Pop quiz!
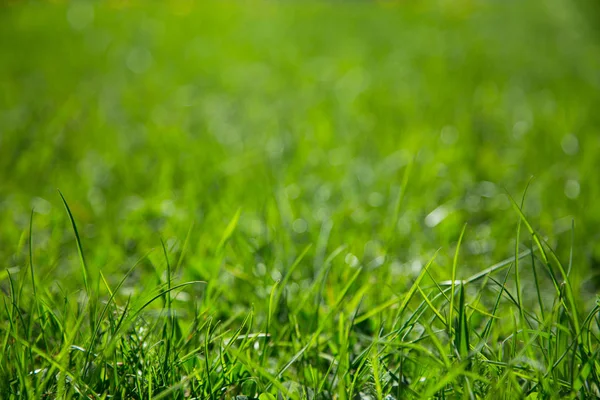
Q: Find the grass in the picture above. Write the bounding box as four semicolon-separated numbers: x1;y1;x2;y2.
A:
1;0;600;398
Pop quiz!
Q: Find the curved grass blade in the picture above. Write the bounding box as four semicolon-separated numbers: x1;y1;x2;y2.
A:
217;208;241;255
58;190;90;294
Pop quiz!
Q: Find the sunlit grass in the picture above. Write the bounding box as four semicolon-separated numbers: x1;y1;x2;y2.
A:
1;0;600;398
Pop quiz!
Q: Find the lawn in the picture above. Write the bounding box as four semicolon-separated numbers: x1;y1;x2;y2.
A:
1;0;600;398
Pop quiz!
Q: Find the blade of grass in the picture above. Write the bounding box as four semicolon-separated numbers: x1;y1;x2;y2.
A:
481;264;513;342
161;239;174;385
216;208;241;255
58;190;97;334
58;190;90;294
449;224;467;343
455;283;470;369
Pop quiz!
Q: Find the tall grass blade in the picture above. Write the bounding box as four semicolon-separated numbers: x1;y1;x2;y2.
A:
449;224;467;342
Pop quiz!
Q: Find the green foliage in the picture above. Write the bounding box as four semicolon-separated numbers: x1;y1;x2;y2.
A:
1;0;600;398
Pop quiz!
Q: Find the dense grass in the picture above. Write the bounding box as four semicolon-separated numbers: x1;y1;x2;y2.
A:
1;1;600;398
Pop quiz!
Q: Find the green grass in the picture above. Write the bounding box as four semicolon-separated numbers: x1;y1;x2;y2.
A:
2;0;600;398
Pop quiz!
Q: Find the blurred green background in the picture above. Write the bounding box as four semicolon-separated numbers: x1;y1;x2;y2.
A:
1;0;600;306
